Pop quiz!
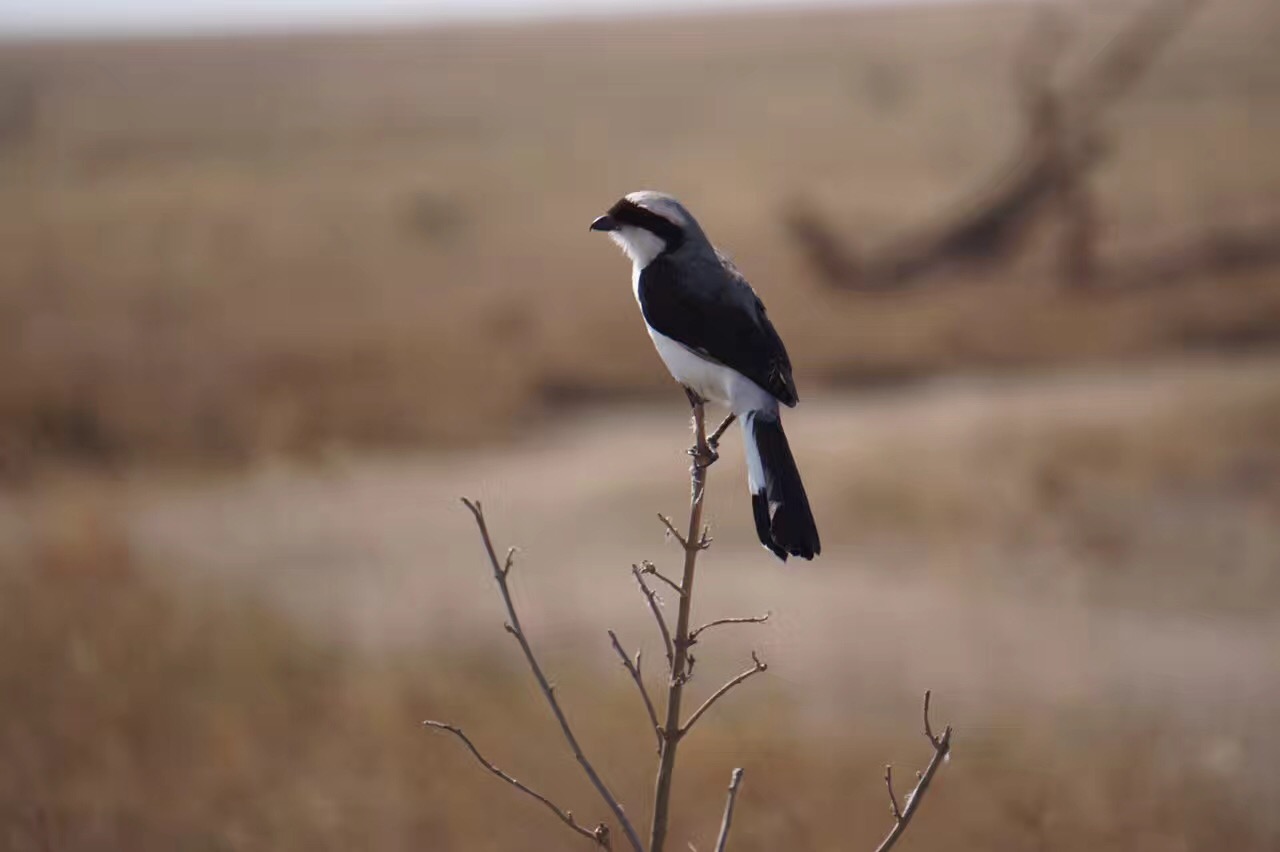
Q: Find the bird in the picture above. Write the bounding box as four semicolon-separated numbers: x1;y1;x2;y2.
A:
590;190;820;561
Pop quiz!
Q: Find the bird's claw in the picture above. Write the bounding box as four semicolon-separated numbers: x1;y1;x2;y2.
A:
688;442;719;466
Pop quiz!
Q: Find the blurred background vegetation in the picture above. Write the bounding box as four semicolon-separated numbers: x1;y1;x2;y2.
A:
1;0;1278;849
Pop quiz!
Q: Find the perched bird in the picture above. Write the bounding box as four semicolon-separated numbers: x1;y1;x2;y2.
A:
590;191;820;561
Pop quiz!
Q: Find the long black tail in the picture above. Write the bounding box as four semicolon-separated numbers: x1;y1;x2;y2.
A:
743;411;820;561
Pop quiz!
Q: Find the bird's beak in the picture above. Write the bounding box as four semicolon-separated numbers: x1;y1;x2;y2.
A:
589;214;618;232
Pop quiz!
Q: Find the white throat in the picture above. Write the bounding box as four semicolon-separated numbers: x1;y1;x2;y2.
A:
609;226;666;272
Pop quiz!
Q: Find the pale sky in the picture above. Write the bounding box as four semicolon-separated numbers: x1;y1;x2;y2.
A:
0;0;975;38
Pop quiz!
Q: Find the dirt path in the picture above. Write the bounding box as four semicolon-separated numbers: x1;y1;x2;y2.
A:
86;357;1271;742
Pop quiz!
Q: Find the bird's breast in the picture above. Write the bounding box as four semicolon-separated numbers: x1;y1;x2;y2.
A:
647;328;733;406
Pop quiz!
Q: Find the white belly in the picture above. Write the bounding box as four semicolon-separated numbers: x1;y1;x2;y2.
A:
632;263;775;415
648;328;774;415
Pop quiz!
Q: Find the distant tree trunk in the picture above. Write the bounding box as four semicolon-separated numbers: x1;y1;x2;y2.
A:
786;0;1208;294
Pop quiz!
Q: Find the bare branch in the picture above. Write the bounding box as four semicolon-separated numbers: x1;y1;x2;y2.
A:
608;629;663;752
713;768;745;852
458;499;646;852
923;689;941;745
658;513;690;549
649;399;714;852
639;560;685;597
423;721;611;848
1012;2;1070;111
679;652;768;737
632;564;676;672
1067;0;1207;126
689;613;771;643
874;691;954;852
883;765;903;821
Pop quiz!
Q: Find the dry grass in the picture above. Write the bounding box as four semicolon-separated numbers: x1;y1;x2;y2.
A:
821;357;1280;612
2;511;1276;852
1;0;1279;467
1;3;1278;848
4;354;1274;849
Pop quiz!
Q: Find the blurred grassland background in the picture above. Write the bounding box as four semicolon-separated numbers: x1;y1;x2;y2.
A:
2;0;1280;849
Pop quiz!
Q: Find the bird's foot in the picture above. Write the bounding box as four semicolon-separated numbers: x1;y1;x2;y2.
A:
688;440;719;468
708;413;736;451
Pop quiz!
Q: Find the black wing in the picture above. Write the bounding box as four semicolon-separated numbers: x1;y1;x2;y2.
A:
637;255;799;406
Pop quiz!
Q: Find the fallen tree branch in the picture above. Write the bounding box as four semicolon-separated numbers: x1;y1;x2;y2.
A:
874;691;953;852
788;0;1210;292
422;721;612;848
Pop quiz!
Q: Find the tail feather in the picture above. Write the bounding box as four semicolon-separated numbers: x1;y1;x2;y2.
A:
743;411;820;561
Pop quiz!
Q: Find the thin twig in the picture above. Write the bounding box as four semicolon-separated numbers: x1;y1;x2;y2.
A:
423;721;611;848
679;652;768;737
874;690;954;852
632;564;676;672
713;768;745;852
658;514;690;549
883;766;903;821
689;613;771;643
639;560;685;597
459;499;646;852
608;629;663;752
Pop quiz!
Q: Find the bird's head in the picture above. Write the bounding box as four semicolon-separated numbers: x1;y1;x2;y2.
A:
589;191;702;269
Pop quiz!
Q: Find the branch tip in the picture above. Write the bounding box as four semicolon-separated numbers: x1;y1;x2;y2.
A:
884;765;903;820
422;720;611;847
873;691;953;852
455;500;644;852
713;767;745;852
679;652;768;737
639;561;684;596
658;513;690;548
690;612;771;642
608;628;663;752
631;565;676;671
